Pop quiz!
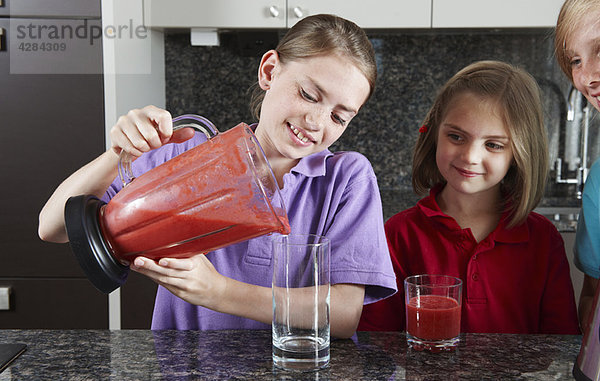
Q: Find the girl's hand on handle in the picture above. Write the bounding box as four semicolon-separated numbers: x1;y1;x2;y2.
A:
110;105;195;157
38;105;192;244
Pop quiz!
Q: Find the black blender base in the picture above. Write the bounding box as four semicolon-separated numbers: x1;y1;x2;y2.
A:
573;360;600;381
64;195;129;293
573;360;593;381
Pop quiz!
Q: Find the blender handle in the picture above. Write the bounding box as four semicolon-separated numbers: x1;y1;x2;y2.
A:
118;114;219;188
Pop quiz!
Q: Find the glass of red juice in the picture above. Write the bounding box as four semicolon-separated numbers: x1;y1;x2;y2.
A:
404;274;462;352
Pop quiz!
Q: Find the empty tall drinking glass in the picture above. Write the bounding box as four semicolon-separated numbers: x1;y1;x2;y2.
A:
272;234;330;371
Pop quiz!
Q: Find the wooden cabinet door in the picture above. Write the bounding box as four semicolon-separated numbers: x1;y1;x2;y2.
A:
0;13;107;328
0;18;104;278
120;272;158;329
0;279;108;328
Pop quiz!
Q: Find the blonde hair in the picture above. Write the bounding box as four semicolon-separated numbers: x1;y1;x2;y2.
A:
412;61;548;228
554;0;599;82
249;14;377;120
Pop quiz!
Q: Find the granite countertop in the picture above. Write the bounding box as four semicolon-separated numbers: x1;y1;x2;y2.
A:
0;329;582;380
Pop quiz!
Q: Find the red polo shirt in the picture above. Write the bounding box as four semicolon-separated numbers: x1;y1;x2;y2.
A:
359;186;580;334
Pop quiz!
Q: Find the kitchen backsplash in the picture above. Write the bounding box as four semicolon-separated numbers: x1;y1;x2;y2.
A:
165;29;600;221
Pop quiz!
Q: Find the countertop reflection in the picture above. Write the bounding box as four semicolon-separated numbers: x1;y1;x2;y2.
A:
0;329;582;380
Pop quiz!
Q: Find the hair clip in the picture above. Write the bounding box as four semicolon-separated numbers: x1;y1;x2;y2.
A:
419;125;428;133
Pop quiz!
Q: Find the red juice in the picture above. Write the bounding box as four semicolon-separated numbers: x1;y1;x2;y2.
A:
101;208;290;261
406;295;460;340
100;124;291;262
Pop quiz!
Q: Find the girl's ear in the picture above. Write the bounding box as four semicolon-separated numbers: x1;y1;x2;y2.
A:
258;50;280;90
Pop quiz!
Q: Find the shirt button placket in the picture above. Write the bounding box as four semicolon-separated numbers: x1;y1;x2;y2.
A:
470;252;479;281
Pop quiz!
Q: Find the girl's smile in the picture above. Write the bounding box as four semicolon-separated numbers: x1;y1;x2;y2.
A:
288;123;316;145
453;166;484;178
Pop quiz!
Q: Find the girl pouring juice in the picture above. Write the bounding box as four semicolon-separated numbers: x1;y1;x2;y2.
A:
38;14;396;338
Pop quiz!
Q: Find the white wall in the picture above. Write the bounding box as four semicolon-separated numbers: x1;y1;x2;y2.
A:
102;0;166;329
102;0;166;145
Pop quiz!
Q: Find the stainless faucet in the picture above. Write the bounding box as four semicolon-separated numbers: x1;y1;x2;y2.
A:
580;101;591;195
555;86;590;199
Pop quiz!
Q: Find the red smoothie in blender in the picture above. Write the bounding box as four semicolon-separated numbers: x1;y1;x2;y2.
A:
100;124;290;262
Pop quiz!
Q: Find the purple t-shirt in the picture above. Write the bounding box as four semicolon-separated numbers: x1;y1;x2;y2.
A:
103;129;397;330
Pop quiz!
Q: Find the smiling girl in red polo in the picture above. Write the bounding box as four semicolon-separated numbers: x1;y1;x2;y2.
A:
359;61;580;334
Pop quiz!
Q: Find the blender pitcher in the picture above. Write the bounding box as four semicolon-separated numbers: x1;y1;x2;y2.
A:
64;114;290;293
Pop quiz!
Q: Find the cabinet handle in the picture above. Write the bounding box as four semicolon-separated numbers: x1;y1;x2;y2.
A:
292;6;304;19
0;287;10;310
0;28;5;52
0;0;4;7
268;5;280;18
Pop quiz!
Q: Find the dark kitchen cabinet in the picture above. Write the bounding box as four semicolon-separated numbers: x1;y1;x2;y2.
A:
0;279;107;328
0;0;108;328
121;272;157;329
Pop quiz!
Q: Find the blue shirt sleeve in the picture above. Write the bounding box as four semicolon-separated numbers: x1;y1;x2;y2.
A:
575;158;600;279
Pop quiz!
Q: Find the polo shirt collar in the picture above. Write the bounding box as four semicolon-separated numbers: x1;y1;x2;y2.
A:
291;149;333;177
417;184;529;244
417;184;451;220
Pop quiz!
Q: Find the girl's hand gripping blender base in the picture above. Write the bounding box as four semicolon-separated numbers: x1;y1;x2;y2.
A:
64;115;290;293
